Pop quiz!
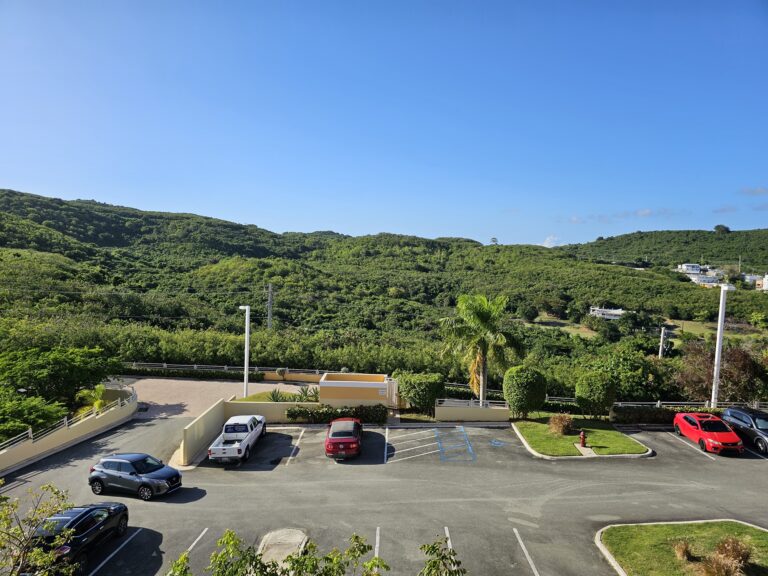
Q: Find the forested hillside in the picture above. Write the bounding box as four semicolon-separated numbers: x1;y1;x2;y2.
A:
559;229;768;272
0;188;767;399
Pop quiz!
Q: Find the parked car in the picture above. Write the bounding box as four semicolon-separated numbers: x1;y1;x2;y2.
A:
325;418;363;460
208;415;266;464
89;453;182;501
673;413;744;455
723;407;768;453
23;502;128;575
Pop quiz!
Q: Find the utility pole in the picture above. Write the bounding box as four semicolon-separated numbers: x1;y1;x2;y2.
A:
711;284;734;408
238;305;251;398
658;326;666;359
738;255;741;274
267;283;273;330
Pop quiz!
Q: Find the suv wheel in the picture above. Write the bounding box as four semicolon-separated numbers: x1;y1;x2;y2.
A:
757;438;767;454
138;485;153;501
243;447;250;462
74;553;88;576
674;425;682;436
116;514;128;537
90;479;104;495
698;439;707;451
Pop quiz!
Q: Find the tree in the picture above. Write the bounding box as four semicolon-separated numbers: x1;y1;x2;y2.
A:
517;304;538;324
418;538;467;576
0;348;121;407
575;369;616;419
393;371;445;415
0;389;68;442
714;224;731;234
440;295;523;405
503;366;546;419
0;482;76;576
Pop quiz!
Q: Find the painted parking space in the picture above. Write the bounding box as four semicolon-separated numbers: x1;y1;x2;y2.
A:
196;426;304;470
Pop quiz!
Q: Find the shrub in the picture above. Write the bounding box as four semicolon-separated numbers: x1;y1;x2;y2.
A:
503;366;546;419
715;536;752;565
576;369;616;419
445;386;504;401
394;371;445;415
548;413;574;436
609;406;724;425
286;404;388;425
268;389;288;402
543;401;583;415
340;367;350;373
672;539;691;562
275;368;287;380
698;553;744;576
121;367;265;382
296;386;320;402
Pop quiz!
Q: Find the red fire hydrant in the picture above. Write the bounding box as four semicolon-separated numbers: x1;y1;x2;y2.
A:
579;430;587;448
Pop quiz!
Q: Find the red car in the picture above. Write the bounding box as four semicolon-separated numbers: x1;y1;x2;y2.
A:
673;412;744;455
325;418;363;460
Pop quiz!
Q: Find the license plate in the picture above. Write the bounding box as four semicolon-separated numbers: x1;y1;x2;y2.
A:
338;451;346;456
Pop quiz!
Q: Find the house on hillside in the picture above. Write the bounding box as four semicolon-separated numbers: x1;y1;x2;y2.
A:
589;306;627;321
743;274;763;285
690;274;720;287
678;263;701;274
757;275;768;291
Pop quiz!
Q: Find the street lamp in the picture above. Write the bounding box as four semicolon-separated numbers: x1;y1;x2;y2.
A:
239;305;251;398
711;284;735;408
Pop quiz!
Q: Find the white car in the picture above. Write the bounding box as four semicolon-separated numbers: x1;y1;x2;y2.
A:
207;415;266;463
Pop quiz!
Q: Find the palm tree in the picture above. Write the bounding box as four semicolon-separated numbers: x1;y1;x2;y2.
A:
440;294;522;406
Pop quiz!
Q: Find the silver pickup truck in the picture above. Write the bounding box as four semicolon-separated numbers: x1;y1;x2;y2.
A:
207;415;266;463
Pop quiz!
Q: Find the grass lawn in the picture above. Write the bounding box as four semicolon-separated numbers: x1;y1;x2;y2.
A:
398;411;436;423
515;412;647;456
601;521;768;576
236;391;299;402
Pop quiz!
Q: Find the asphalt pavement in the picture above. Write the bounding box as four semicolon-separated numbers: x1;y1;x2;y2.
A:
3;417;768;576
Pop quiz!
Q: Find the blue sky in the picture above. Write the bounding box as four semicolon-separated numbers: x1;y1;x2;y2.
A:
1;1;766;246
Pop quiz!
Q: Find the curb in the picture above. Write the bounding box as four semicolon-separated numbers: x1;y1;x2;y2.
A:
595;519;768;575
510;423;655;460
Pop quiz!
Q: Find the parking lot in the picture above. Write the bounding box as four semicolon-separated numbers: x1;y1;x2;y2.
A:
5;416;768;575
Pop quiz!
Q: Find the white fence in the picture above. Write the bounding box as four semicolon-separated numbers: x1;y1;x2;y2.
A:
436;398;509;409
545;396;768;410
124;362;328;375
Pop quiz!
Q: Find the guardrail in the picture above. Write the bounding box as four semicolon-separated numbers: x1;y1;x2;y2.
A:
123;362;328;375
436;398;509;409
0;389;137;453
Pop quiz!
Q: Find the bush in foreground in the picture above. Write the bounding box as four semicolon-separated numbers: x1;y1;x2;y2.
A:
286;404;388;425
503;366;546;419
548;413;574;436
393;371;445;415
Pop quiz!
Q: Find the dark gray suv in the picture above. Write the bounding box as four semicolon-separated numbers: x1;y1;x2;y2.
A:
89;453;182;501
722;407;768;453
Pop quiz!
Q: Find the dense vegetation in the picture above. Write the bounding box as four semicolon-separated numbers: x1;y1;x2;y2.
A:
0;188;767;436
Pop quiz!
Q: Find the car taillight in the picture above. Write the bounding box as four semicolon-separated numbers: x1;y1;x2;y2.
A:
54;545;71;558
350;443;358;449
237;448;242;455
207;449;212;456
89;466;95;473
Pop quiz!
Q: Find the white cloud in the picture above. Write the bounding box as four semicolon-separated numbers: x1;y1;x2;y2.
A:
742;187;768;196
541;235;560;248
713;204;737;214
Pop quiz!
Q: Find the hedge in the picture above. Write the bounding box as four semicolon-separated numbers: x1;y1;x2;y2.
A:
286;403;388;425
444;386;504;402
120;368;265;382
394;371;445;415
503;366;546;419
609;405;724;425
541;401;588;415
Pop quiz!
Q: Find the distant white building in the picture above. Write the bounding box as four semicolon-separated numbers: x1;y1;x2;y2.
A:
678;263;701;274
589;306;627;320
743;274;762;284
756;275;768;291
690;274;720;287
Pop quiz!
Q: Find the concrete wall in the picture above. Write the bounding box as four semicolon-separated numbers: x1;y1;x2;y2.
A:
320;373;387;383
224;401;319;422
434;406;510;422
180;397;229;466
0;389;137;476
261;371;322;383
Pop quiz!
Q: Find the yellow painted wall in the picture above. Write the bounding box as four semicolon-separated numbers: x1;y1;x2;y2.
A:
180;398;227;465
434;406;510;422
261;372;322;383
0;390;138;476
321;373;387;383
224;401;318;422
320;386;386;400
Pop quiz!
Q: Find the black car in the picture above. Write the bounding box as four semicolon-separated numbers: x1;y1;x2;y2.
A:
89;453;182;501
24;502;128;575
722;407;768;453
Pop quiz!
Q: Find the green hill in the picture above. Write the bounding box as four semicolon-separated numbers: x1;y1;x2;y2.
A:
558;229;768;272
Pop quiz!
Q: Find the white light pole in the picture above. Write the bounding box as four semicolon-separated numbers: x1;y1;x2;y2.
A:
239;305;251;398
711;284;734;408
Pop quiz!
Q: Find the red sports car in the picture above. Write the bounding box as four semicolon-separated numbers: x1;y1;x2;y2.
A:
325;418;363;460
673;412;744;455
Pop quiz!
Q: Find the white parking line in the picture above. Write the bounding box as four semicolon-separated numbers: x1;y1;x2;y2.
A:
388;442;439;454
87;528;143;576
286;429;305;465
389;435;437;446
665;432;717;461
745;447;768;460
384;427;389;464
513;528;540;576
187;527;209;552
444;526;452;549
388;429;436;439
387;449;441;463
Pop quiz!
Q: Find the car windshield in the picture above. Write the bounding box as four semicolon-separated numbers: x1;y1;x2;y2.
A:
755;417;768;431
224;424;249;434
34;517;69;538
132;456;164;474
330;422;356;438
701;420;730;433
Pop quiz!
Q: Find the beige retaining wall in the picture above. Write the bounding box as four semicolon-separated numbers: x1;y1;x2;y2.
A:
434;405;511;422
179;399;319;465
262;371;322;383
0;389;138;477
